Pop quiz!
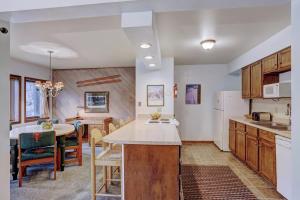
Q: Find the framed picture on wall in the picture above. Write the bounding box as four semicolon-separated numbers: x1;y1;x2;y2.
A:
84;91;109;113
185;84;201;104
147;85;164;107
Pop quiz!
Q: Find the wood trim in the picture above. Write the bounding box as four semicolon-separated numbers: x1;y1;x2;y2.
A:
24;77;47;123
10;74;22;124
76;74;121;85
182;141;214;145
77;79;122;87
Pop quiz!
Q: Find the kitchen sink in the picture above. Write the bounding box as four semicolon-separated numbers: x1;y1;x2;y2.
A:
251;121;290;131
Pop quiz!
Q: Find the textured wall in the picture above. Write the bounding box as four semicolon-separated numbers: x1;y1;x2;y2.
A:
52;67;135;122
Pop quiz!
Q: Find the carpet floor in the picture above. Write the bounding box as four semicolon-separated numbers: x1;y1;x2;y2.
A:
10;144;120;200
181;165;258;200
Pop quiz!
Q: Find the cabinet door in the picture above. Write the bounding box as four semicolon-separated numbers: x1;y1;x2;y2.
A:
259;139;276;185
251;61;263;98
235;131;246;161
229;120;236;153
262;54;278;74
229;128;236;153
242;66;251;99
246;135;259;171
278;47;291;71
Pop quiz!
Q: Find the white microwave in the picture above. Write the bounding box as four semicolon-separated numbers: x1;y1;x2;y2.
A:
263;82;291;98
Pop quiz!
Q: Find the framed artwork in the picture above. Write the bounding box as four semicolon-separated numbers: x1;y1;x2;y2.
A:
185;84;201;104
147;85;164;107
84;91;109;113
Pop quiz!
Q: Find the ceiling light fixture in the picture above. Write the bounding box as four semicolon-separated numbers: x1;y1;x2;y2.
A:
35;50;64;97
140;43;152;49
149;63;156;67
144;55;153;60
200;39;216;50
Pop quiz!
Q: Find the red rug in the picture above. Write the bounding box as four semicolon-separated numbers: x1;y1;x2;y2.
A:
181;165;257;200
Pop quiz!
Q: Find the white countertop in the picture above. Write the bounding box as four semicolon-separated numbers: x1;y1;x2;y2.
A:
103;118;182;145
231;117;291;139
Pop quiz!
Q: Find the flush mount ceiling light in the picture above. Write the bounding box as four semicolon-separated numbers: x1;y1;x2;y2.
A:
200;39;216;50
140;43;152;49
144;55;153;60
149;63;156;67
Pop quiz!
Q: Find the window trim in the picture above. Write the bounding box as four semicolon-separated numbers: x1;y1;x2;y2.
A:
24;77;47;123
10;74;22;124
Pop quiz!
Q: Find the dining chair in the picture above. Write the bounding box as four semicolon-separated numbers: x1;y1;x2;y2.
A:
64;120;83;166
18;131;57;187
91;128;122;200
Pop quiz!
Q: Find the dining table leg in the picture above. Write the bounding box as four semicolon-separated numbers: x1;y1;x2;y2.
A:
57;135;66;171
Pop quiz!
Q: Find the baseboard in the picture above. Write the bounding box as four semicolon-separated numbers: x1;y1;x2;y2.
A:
182;141;214;145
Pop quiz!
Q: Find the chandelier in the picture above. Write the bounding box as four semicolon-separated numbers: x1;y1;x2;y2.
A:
35;50;64;97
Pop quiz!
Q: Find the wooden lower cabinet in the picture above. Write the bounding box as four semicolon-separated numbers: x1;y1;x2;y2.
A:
235;130;246;161
259;132;276;185
229;128;236;153
229;120;236;153
246;134;259;171
124;145;180;200
230;121;277;186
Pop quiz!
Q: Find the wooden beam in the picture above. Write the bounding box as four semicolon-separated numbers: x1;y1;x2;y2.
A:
76;74;121;85
77;79;122;87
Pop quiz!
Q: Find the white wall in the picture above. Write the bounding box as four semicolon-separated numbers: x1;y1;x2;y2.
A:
0;0;130;12
229;25;291;73
136;57;174;116
8;59;50;124
291;0;300;199
0;20;10;200
174;64;240;141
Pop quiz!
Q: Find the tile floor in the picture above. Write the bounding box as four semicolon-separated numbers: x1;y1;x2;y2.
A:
181;143;285;200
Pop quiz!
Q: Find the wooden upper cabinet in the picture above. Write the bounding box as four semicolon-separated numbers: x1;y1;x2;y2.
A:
242;66;251;99
278;47;291;72
251;61;263;98
262;53;278;74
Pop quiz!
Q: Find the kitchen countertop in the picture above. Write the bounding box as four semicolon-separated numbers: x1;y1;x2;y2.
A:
103;118;182;145
231;117;291;139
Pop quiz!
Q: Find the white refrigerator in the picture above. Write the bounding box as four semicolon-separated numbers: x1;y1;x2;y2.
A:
213;91;249;151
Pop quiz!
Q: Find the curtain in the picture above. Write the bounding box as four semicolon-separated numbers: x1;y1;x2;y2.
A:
40;90;50;119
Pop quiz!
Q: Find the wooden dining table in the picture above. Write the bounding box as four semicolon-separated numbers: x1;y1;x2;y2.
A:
10;124;75;180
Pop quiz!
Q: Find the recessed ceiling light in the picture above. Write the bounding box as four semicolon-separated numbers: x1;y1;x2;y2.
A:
149;63;156;67
200;39;216;50
144;55;153;60
140;43;152;49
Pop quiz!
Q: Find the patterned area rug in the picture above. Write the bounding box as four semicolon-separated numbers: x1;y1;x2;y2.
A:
181;165;257;200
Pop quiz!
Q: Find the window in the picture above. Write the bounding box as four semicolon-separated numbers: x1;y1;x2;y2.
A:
10;75;21;124
24;77;45;122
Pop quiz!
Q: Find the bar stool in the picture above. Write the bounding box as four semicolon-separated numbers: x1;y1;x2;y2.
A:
91;128;122;200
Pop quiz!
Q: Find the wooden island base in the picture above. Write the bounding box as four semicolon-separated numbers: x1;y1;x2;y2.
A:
124;145;180;200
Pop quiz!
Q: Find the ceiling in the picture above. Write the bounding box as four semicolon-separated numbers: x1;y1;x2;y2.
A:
7;0;291;69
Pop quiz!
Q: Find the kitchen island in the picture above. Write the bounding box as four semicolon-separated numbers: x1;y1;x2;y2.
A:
103;118;182;200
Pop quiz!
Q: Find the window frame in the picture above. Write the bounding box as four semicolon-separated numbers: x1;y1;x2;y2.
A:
10;74;22;124
24;77;47;123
